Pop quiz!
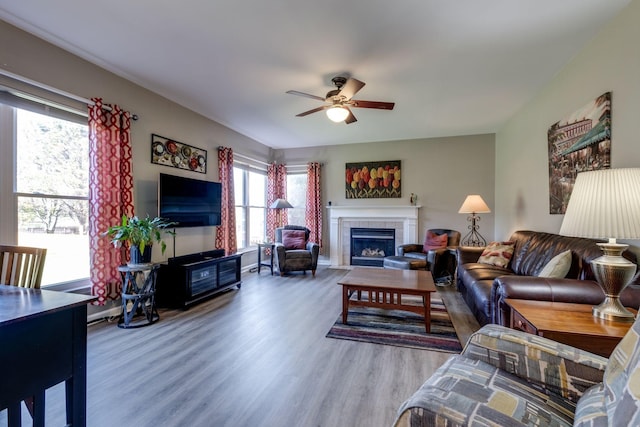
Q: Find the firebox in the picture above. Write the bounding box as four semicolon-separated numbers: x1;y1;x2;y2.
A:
350;228;395;267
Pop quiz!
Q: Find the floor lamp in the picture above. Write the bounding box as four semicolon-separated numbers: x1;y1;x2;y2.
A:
559;168;640;321
458;195;491;246
270;198;293;232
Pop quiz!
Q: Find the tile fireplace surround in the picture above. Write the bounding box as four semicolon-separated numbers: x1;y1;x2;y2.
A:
328;205;421;268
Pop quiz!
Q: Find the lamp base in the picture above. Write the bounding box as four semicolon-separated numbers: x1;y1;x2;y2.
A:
460;214;486;247
591;242;636;322
592;296;635;321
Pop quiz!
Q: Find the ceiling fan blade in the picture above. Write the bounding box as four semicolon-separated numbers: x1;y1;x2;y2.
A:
295;105;329;117
349;100;395;110
344;107;357;124
338;78;365;100
286;90;326;102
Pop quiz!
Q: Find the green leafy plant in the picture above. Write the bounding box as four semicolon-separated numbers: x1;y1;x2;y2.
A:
104;215;176;255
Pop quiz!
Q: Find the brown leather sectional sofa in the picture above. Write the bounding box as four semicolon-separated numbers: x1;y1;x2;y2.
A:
456;230;640;326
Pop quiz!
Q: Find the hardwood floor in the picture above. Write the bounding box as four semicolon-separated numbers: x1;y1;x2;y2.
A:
1;266;479;427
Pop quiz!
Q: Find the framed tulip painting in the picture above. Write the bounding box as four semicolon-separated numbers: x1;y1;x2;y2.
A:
345;160;401;199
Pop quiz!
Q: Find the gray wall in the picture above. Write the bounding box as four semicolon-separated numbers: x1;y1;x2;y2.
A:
0;20;270;266
275;134;495;255
494;0;640;250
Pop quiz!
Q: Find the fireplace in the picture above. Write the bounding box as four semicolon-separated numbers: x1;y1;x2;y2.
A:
350;228;395;267
328;205;420;268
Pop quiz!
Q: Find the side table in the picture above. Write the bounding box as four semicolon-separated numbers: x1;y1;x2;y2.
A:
257;242;275;275
506;298;635;357
118;263;160;328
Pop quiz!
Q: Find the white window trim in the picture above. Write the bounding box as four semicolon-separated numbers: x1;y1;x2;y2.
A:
1;99;90;289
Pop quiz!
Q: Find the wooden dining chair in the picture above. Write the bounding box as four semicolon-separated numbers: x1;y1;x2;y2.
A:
1;245;47;422
0;244;47;288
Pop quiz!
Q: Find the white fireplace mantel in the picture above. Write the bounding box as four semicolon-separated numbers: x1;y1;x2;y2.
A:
328;205;421;268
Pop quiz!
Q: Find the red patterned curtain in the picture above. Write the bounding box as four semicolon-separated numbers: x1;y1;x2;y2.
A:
306;162;323;247
88;98;134;305
215;147;237;254
266;163;287;241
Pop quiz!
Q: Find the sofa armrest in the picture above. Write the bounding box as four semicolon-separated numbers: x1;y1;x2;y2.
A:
462;324;607;404
456;246;484;265
491;275;604;325
397;244;422;256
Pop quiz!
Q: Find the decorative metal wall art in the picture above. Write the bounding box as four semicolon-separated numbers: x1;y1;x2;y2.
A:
151;134;207;174
345;160;401;199
547;92;611;214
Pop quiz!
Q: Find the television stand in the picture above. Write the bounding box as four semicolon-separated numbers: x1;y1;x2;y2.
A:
156;249;242;309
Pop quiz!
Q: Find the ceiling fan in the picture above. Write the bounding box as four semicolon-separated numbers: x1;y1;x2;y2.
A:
286;76;395;124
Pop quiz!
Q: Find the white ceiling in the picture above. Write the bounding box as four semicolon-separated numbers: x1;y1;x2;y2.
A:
0;0;630;149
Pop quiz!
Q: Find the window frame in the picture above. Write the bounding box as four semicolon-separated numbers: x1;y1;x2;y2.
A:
0;95;90;291
286;172;308;226
233;164;267;250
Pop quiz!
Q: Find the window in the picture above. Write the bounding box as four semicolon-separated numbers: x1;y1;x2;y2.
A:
234;166;267;249
0;96;89;287
287;173;307;226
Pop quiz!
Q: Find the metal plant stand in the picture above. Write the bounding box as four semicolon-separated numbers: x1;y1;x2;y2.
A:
118;263;160;328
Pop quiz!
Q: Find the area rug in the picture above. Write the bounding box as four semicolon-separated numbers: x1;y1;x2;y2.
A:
326;295;462;353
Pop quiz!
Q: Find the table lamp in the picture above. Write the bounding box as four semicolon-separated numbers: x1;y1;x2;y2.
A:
458;194;491;246
559;168;640;321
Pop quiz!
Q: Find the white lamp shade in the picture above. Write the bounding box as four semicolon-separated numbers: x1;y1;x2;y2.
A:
559;168;640;240
326;106;349;122
270;198;293;209
458;195;491;214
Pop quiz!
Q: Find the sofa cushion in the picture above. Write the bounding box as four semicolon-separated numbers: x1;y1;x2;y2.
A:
574;384;608;426
423;231;448;253
282;229;306;249
478;241;515;268
395;355;575;426
538;250;572;278
604;314;640;425
508;231;607;279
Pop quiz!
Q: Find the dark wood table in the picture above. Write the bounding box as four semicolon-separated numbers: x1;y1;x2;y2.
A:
0;284;96;426
506;298;636;357
338;267;436;333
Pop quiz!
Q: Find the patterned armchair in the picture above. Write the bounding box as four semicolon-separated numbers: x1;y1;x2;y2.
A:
394;315;640;426
274;225;319;276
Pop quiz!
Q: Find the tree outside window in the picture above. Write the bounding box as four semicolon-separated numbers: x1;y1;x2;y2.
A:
15;108;89;286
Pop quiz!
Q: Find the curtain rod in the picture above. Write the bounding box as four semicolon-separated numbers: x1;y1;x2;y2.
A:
220;147;323;170
232;151;270;166
0;68;139;120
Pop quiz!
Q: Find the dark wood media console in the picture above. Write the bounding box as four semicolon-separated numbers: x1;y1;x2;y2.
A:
156;249;242;309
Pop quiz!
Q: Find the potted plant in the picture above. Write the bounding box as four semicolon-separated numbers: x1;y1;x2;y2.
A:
104;215;176;265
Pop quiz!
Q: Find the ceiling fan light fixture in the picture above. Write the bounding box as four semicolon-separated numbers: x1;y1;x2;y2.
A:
326;106;349;123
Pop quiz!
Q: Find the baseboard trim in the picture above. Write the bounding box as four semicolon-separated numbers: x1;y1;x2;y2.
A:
87;306;121;323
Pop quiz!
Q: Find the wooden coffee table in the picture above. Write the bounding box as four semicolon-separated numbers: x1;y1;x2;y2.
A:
506;299;636;357
338;267;436;333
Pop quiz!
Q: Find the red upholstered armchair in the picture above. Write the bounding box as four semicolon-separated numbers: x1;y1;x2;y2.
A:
274;225;320;276
397;229;461;281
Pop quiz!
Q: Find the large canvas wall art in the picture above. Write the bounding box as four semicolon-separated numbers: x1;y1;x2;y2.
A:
345;160;401;199
547;92;611;214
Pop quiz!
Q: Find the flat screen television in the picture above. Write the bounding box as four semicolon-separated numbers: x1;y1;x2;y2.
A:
158;173;222;227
